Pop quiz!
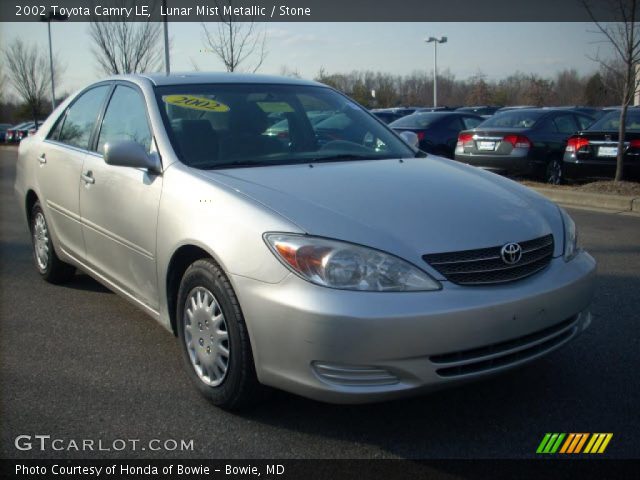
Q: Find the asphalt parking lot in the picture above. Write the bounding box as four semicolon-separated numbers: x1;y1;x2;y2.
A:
0;146;638;460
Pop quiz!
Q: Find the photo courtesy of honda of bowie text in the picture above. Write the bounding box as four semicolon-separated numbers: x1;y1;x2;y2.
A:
0;0;638;479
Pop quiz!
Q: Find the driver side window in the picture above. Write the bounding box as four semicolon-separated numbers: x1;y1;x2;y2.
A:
97;85;152;155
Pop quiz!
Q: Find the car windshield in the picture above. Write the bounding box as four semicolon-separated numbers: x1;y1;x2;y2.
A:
479;110;544;128
389;113;444;129
155;84;414;169
588;110;640;132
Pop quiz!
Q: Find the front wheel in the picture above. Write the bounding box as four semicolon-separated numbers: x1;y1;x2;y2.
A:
545;158;565;185
176;258;267;410
30;201;75;283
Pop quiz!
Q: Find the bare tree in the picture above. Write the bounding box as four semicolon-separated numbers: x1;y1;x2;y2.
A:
0;63;7;104
89;2;163;75
279;65;301;78
584;0;640;181
201;1;267;72
2;38;63;124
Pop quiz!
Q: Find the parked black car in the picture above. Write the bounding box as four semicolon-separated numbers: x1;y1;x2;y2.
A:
494;105;537;114
389;112;484;158
371;109;407;124
4;122;32;143
454;108;595;183
456;106;502;117
415;106;460;113
562;109;640;182
0;123;11;142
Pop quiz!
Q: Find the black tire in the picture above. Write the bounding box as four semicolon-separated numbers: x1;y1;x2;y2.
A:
176;258;267;410
545;158;565;185
29;201;75;284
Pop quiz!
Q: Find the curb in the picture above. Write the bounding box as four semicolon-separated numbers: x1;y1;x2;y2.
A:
531;187;640;213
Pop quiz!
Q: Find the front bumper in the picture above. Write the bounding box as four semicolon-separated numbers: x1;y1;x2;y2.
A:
232;250;596;403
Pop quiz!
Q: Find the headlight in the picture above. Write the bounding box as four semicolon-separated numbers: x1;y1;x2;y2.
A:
559;207;578;261
264;233;441;292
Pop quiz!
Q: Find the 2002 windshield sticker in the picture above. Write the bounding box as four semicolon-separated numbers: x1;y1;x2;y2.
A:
163;95;230;112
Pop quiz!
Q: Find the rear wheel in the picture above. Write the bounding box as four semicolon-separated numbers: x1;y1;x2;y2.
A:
176;258;267;410
30;201;75;283
545;158;564;185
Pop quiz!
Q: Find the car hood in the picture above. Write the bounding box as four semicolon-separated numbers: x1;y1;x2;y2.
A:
200;157;564;272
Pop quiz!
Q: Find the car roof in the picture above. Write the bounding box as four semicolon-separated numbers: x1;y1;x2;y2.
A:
496;108;583;115
108;72;323;88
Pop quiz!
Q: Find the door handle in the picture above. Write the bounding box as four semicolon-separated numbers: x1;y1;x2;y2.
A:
38;154;46;165
81;171;95;185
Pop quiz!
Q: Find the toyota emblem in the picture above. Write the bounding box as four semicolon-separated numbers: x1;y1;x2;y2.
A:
501;242;522;265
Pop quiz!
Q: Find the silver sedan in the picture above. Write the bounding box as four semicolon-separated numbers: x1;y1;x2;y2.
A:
14;73;596;408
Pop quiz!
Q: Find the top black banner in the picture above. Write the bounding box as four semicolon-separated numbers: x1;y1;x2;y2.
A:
2;0;629;22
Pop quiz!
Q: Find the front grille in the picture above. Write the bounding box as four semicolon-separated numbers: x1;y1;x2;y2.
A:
423;234;554;285
431;315;579;378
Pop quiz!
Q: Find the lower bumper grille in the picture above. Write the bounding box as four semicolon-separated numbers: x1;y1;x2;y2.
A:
431;315;579;378
312;362;399;386
423;234;554;285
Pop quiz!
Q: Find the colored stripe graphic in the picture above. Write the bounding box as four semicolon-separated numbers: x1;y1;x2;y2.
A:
573;433;589;453
538;433;613;454
584;433;614;454
536;433;565;454
536;433;552;454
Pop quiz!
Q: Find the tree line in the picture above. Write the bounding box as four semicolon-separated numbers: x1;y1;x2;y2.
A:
312;67;623;109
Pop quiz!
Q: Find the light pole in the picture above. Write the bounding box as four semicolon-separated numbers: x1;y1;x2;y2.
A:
163;0;170;74
40;10;68;113
425;36;447;108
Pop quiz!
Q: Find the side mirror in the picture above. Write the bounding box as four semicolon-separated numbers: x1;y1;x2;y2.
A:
398;130;419;149
104;140;161;174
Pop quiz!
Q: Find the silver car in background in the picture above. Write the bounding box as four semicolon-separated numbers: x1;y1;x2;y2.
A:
14;73;596;409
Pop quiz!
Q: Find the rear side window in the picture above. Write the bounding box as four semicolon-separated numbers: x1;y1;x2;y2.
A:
553;114;578;134
443;116;464;130
462;116;483;129
57;85;110;150
389;113;443;128
97;85;152;154
575;114;594;130
480;111;543;128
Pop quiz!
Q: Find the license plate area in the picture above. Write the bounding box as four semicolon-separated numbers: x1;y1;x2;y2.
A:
598;146;618;157
477;141;496;151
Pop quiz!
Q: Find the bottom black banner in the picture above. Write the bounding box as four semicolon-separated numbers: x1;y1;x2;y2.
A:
2;459;639;480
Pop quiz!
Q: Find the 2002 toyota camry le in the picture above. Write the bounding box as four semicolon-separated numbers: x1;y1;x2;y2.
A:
15;73;596;409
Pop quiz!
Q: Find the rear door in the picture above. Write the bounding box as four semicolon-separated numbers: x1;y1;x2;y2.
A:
545;113;580;157
37;84;111;260
79;83;162;311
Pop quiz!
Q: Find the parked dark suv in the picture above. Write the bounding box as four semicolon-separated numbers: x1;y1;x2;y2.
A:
454;108;595;183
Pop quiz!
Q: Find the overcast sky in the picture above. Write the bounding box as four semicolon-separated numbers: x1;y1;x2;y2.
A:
0;22;614;97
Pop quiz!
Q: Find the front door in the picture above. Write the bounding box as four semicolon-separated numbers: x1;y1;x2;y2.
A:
79;84;162;311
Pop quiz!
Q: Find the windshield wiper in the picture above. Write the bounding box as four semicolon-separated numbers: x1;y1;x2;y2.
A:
206;160;267;169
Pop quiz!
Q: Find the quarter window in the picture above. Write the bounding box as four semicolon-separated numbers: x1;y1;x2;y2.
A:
56;85;110;149
575;114;594;130
462;116;483;129
97;85;152;154
553;115;578;134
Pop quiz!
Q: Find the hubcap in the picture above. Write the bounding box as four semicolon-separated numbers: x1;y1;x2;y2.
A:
33;212;49;271
547;161;562;184
183;287;230;386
